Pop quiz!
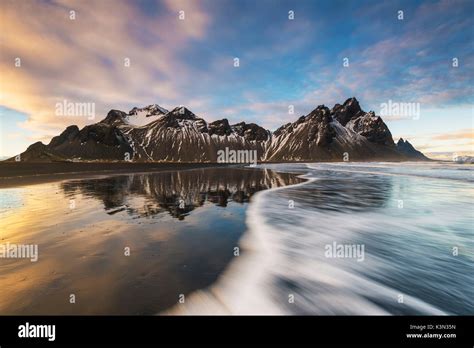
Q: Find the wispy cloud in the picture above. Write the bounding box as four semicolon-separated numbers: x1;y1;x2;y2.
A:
0;0;473;156
0;0;212;139
431;129;474;141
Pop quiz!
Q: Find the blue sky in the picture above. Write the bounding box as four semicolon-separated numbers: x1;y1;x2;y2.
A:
0;0;473;158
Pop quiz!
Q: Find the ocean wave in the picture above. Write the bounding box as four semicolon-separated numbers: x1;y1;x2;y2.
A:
166;162;473;315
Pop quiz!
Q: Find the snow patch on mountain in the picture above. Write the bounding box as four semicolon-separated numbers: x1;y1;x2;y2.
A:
13;98;429;162
126;104;169;127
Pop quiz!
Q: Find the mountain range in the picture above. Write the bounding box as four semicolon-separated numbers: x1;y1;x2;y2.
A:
10;97;428;162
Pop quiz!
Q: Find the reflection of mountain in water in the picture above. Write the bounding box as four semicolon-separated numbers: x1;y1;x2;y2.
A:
60;168;303;219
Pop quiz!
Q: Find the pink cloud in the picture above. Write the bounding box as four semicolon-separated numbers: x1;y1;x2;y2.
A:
0;0;212;144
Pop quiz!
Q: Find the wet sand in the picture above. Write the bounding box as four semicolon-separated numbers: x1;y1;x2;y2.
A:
0;167;303;314
0;162;239;188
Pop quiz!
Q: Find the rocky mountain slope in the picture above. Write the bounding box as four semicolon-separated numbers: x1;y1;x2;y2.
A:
396;138;429;160
11;98;429;162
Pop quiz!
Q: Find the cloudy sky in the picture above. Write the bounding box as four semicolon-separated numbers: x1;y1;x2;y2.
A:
0;0;473;159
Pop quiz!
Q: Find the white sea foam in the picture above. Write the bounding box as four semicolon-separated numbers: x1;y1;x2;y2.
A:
167;162;473;315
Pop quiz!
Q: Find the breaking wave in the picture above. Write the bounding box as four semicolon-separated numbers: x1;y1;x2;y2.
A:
168;162;473;315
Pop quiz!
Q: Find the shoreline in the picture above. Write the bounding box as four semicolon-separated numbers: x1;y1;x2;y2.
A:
0;159;438;177
0;162;243;188
166;167;314;315
0;160;441;188
0;166;305;314
167;161;464;315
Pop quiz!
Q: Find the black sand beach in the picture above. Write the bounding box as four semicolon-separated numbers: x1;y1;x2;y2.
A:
0;166;302;314
0;162;239;187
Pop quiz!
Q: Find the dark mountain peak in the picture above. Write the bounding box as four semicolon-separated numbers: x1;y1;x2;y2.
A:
308;105;330;118
157;106;208;131
13;97;429;163
346;112;394;146
27;141;46;151
102;109;128;125
231;121;270;141
397;138;415;150
396;138;428;160
271;105;335;146
78;122;127;146
48;125;80;147
306;105;332;124
343;97;360;107
168;106;197;120
307;107;335;146
332;97;363;126
9;141;66;162
128;104;168;116
65;125;80;132
209;118;232;136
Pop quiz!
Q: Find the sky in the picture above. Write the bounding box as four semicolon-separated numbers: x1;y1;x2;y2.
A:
0;0;473;159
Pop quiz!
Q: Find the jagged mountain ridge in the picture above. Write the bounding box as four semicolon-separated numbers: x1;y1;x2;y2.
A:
126;104;168;126
396;138;429;160
13;97;429;162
